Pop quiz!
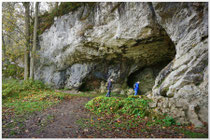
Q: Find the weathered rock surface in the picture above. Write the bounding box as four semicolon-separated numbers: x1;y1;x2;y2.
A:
35;2;175;90
151;2;208;127
127;62;170;94
35;2;208;127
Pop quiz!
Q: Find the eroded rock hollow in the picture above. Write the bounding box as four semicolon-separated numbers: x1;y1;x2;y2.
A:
35;2;208;127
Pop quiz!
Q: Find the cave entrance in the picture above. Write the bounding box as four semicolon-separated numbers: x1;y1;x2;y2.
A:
126;27;176;95
127;60;172;95
79;78;102;92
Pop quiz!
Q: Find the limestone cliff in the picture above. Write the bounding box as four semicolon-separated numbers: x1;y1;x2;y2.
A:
35;2;208;127
150;2;208;127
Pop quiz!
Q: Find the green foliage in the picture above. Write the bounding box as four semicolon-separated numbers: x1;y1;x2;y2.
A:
2;79;49;99
3;62;24;79
2;79;66;115
175;128;208;138
56;2;82;15
39;2;97;34
2;79;105;116
162;116;176;126
110;2;122;13
85;95;152;118
39;2;83;34
85;95;179;128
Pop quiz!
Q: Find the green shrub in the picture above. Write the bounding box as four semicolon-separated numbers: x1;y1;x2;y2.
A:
85;95;152;118
163;116;176;126
85;95;178;127
3;63;24;79
2;79;49;99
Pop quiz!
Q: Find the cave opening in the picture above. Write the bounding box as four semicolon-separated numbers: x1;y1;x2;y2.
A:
127;59;173;95
79;82;90;91
126;27;176;95
79;78;102;92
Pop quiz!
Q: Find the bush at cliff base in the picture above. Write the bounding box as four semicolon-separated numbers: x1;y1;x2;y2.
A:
85;95;177;126
85;95;152;118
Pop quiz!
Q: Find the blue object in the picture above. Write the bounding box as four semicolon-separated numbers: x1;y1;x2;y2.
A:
134;82;139;96
106;89;111;97
106;80;112;97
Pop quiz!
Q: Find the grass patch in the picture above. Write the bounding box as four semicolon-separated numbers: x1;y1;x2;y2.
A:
84;95;179;130
85;95;152;117
2;79;111;118
78;95;207;138
175;128;208;138
3;79;62;115
2;79;103;137
2;79;108;117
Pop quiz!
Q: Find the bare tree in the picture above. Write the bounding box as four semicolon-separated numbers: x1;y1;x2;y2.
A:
23;2;30;80
30;2;39;80
2;33;6;60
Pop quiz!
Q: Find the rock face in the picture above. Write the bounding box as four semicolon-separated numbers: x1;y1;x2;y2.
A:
35;2;208;127
35;2;175;89
151;2;208;127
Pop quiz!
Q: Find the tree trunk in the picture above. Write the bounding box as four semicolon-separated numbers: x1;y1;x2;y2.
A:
2;34;6;60
30;2;39;80
23;2;30;80
55;2;59;9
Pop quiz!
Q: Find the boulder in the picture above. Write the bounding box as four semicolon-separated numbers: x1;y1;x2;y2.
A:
127;88;134;96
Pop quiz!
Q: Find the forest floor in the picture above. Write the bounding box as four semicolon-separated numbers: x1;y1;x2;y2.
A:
2;94;208;138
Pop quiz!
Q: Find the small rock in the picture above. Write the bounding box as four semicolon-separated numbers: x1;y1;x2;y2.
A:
84;128;88;132
149;102;157;108
115;129;120;132
144;117;148;120
120;90;125;95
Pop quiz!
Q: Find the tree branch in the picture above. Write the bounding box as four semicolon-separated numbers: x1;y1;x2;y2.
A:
3;33;27;46
3;17;26;38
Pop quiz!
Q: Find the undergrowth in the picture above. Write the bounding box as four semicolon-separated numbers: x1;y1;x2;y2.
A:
2;63;24;80
85;95;152;118
175;128;208;138
3;79;64;115
2;78;102;137
2;79;49;99
85;95;177;128
2;79;102;115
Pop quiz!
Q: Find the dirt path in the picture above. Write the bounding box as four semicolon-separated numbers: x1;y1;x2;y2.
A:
12;97;94;138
